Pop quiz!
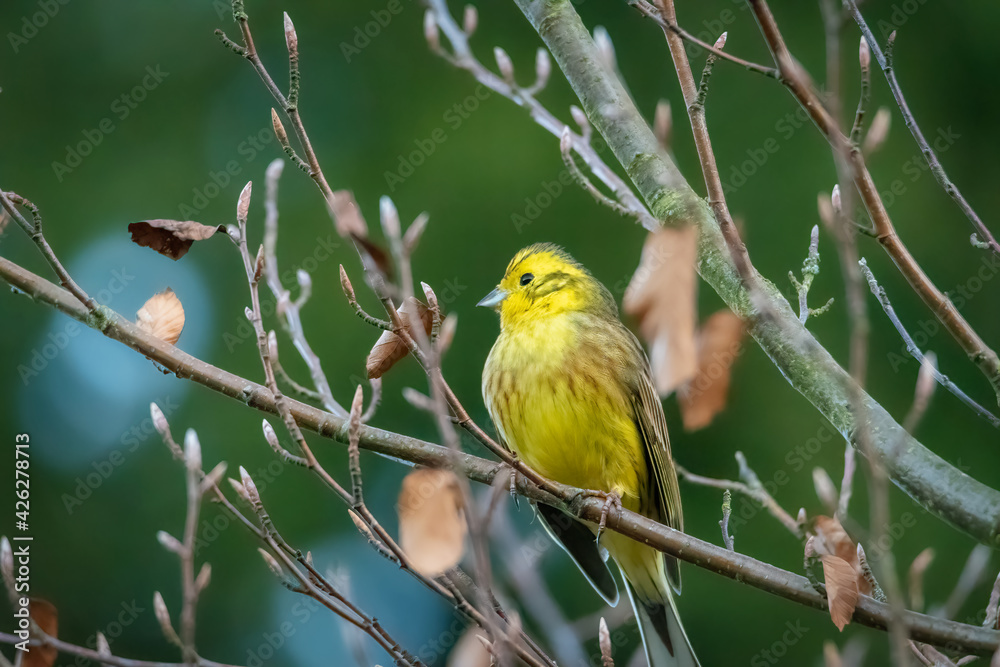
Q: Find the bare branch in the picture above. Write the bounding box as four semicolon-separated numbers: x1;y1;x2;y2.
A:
859;259;999;428
845;3;1000;259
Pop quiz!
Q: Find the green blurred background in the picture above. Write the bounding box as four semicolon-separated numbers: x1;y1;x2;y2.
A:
1;0;998;665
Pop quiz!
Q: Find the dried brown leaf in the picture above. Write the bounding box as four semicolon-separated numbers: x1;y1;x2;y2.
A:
135;288;185;345
352;232;394;280
812;515;856;564
366;297;432;379
329;190;368;239
447;627;491;667
128;219;225;260
624;225;699;395
25;598;58;667
821;555;859;631
398;468;467;577
810;515;871;596
677;310;744;430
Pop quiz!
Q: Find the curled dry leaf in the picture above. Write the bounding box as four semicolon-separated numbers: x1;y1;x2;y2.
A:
135;288;185;345
821;555;859;631
676;310;744;430
352;232;394;280
447;627;491;667
329;190;368;239
624;225;699;396
330;191;395;277
25;598;58;667
812;515;860;569
398;468;467;577
366;296;432;379
127;219;225;260
809;514;869;630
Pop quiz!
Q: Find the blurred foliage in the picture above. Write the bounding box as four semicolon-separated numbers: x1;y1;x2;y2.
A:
1;1;999;665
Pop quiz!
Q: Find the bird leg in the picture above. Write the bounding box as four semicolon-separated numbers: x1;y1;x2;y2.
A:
573;489;623;542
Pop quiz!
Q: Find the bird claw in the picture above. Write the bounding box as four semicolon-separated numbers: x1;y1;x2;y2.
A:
574;489;623;543
505;458;521;509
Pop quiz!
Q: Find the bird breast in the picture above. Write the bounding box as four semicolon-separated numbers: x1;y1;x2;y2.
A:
482;315;646;505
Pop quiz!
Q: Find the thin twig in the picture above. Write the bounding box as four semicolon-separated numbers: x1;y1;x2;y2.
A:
845;2;1000;259
628;0;779;79
0;633;240;667
492;510;591;666
859;259;1000;428
741;0;1000;405
559;129;637;220
0;189;97;312
3;254;1000;656
261;158;346;417
850;36;872;145
677;454;800;537
425;0;659;231
234;181;352;503
155;410;423;666
655;0;761;294
789;224;834;324
719;489;735;551
179;431;203;664
983;569;1000;629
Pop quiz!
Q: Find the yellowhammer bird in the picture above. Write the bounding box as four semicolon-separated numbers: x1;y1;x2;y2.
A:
479;243;699;667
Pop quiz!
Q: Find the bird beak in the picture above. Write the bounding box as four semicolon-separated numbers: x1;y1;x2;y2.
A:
476;287;508;309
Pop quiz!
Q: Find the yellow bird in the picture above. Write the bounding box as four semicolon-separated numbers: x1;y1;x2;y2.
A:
479;243;699;667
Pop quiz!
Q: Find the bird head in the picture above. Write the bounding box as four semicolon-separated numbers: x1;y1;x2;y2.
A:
477;243;614;329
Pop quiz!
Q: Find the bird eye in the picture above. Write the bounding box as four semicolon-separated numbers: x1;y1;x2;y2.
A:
519;273;534;286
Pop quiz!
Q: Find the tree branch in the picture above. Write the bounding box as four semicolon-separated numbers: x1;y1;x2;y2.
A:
741;0;1000;404
0;256;998;656
508;0;1000;546
845;2;1000;259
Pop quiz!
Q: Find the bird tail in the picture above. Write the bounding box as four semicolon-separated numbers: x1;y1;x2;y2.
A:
607;531;699;667
625;580;700;667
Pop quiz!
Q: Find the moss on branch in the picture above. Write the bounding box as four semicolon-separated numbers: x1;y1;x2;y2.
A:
513;0;1000;547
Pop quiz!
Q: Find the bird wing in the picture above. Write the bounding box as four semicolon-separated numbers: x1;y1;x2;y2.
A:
536;502;620;605
628;333;684;593
488;418;620;605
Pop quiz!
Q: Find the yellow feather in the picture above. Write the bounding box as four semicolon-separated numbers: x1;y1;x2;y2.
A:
480;243;700;667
